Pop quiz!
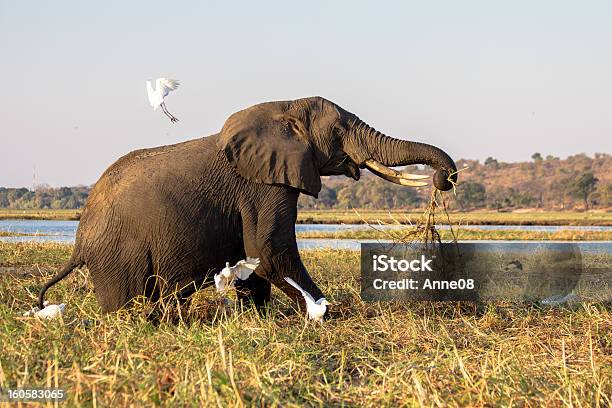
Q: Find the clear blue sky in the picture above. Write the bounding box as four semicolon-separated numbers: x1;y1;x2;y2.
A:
1;1;610;187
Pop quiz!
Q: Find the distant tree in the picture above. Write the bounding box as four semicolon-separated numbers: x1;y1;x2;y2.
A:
34;190;51;209
317;185;338;208
486;186;513;210
337;187;356;209
511;191;537;207
570;172;598;210
484;157;500;170
531;152;543;161
298;185;338;209
484;157;497;166
6;189;21;203
1;153;610;211
456;182;486;209
593;183;610;207
0;186;90;209
58;187;72;199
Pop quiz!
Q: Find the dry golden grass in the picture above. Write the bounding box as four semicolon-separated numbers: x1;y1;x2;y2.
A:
0;242;73;267
297;209;612;226
2;208;611;225
0;243;610;406
296;228;611;241
0;209;81;221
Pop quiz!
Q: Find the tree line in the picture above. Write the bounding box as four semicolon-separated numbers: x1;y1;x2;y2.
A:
1;153;609;211
299;153;610;210
0;186;89;209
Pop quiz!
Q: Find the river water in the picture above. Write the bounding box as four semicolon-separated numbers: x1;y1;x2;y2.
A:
1;220;610;250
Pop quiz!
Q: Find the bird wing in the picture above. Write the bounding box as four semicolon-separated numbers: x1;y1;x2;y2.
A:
232;258;259;280
233;258;260;280
156;78;180;98
284;277;315;303
146;80;161;109
233;265;255;280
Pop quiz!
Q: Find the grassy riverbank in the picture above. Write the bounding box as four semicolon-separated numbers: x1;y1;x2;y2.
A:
0;243;610;406
297;209;612;226
1;208;611;226
296;228;611;241
1;229;609;241
0;209;81;221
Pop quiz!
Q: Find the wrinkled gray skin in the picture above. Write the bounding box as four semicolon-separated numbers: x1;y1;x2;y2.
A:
39;97;457;314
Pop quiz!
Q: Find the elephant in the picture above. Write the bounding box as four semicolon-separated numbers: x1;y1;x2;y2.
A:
38;96;457;315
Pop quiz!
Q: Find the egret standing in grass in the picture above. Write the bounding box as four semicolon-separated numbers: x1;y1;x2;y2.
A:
23;301;66;319
146;78;181;123
284;277;330;322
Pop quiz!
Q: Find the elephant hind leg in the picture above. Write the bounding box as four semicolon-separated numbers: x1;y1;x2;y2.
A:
143;250;161;303
88;249;152;313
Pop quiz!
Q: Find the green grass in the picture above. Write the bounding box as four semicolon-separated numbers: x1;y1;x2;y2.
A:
297;228;612;241
0;243;610;406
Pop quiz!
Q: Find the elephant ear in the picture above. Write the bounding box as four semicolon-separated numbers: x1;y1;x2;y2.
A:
218;108;321;197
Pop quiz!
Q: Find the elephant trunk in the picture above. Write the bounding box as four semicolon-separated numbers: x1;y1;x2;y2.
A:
348;119;458;191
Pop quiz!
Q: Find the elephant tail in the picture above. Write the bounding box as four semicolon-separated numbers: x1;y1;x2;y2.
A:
38;256;84;309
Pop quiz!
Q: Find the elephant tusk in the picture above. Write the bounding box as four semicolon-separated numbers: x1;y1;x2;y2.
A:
365;159;429;179
364;159;429;187
364;159;403;178
401;173;429;180
396;178;429;187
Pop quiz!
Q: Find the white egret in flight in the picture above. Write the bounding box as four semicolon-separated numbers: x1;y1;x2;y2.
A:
214;258;261;292
146;78;181;123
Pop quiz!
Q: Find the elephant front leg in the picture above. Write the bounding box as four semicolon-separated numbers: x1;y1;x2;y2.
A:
264;245;325;313
242;187;326;315
252;241;326;314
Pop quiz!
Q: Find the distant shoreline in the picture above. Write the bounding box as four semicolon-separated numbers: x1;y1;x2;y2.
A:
0;209;610;226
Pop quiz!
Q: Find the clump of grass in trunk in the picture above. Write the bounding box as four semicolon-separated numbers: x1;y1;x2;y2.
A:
355;168;466;245
356;188;459;246
415;188;459;246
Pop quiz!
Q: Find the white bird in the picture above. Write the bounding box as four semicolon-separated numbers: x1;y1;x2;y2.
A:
284;277;330;322
214;258;260;292
35;303;65;319
146;78;181;123
23;300;47;317
23;302;65;319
